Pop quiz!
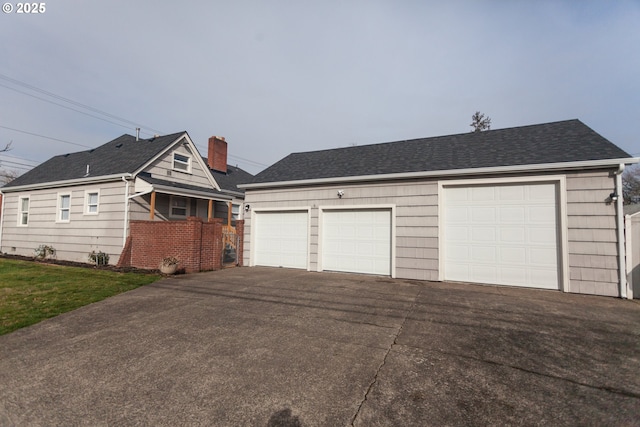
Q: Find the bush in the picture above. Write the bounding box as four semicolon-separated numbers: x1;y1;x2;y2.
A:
88;251;110;266
34;245;56;260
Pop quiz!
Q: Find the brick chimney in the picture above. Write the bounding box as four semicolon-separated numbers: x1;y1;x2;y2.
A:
208;136;227;173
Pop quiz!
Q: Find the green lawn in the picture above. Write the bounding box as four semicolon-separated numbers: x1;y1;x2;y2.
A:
0;258;160;335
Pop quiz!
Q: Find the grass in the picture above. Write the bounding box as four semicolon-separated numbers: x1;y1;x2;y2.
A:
0;258;160;335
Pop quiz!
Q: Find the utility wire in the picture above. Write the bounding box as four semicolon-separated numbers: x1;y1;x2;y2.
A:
0;73;164;135
0;83;159;136
1;73;268;171
0;124;93;149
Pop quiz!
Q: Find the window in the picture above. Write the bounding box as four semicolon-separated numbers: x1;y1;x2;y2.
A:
173;153;191;173
170;196;188;218
18;196;29;226
85;191;99;214
232;204;240;220
58;193;71;222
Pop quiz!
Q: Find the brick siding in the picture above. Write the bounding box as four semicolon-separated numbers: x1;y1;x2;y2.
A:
118;217;243;273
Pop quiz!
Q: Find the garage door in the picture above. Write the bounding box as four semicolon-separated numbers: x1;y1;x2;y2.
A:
322;209;391;275
254;211;308;269
443;183;559;289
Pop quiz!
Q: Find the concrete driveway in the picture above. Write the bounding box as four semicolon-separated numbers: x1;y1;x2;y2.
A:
0;267;639;426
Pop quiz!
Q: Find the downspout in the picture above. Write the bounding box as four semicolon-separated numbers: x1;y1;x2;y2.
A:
122;176;130;247
614;164;628;299
0;192;5;250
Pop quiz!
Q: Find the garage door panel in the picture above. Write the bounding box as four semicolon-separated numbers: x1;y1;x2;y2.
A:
445;183;560;290
322;209;391;276
500;227;525;243
472;227;496;242
254;211;308;269
500;247;526;264
472;207;496;222
499;207;526;222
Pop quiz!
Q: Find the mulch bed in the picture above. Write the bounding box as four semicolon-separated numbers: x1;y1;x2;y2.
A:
0;253;158;275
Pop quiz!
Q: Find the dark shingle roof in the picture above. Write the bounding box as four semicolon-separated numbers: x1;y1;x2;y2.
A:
251;120;632;184
209;165;254;194
137;172;231;198
4;132;185;188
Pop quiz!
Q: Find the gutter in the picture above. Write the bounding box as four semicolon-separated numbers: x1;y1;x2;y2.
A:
122;176;130;247
0;190;5;250
239;157;640;190
614;164;629;299
2;173;134;193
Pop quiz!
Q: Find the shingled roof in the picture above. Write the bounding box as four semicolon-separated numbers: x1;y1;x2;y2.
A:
250;120;632;185
3;132;185;189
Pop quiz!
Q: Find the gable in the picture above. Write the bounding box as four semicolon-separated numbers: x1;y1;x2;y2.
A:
3;132;186;190
143;141;217;190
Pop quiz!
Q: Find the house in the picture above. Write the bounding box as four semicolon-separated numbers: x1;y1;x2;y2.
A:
0;132;252;265
239;119;638;298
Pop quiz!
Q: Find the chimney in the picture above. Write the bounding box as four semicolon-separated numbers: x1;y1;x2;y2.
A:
208;136;227;173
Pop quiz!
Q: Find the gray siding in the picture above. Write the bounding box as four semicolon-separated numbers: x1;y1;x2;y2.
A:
1;181;127;263
244;168;622;297
144;143;213;188
566;170;619;296
244;180;439;280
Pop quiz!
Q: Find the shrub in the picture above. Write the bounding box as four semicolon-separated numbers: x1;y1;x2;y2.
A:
88;250;110;266
34;245;56;260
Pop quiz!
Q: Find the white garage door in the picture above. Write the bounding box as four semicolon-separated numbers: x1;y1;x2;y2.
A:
444;183;560;289
322;209;391;275
254;211;308;269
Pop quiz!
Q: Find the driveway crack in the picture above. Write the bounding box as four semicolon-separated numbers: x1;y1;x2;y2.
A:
350;287;422;426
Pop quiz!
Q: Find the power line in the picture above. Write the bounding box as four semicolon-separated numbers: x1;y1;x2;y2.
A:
0;73;164;135
0;124;93;149
0;83;159;136
0;159;35;168
0;152;39;165
0;73;268;170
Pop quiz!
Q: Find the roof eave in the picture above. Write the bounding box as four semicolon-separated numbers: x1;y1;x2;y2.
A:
240;157;640;190
0;173;133;193
136;178;232;201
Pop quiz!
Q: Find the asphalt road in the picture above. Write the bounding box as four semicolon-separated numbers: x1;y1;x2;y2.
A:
1;267;639;426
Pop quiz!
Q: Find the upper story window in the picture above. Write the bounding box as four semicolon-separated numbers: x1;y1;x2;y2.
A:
170;196;188;218
173;153;191;173
18;196;29;226
58;193;71;222
85;191;99;214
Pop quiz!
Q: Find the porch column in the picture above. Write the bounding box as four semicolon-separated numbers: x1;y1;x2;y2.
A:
149;191;156;220
208;199;213;221
227;201;232;226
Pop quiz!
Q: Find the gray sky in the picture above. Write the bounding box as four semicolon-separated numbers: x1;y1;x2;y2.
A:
1;0;639;176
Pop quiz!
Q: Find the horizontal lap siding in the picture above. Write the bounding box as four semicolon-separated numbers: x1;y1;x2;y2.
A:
244;181;439;279
1;181;127;263
566;170;619;296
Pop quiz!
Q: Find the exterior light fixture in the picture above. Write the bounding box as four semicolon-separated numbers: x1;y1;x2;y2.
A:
337;190;345;198
610;192;619;202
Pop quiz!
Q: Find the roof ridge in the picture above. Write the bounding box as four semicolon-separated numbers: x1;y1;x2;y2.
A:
289;119;582;156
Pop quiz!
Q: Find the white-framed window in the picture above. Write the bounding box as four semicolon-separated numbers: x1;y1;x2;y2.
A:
232;204;240;220
18;196;30;226
85;190;100;215
170;196;188;218
57;193;71;222
173;152;191;173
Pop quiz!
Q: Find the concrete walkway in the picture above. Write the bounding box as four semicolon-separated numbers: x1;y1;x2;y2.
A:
0;267;639;426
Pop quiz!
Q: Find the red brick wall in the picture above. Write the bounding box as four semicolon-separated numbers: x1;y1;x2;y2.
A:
118;217;227;273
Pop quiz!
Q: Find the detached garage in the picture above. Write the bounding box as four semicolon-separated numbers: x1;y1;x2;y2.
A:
241;120;638;298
